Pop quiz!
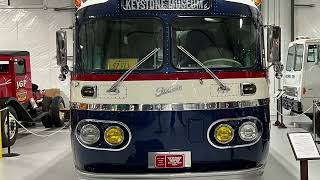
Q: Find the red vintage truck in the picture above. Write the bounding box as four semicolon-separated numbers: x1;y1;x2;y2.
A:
0;51;66;147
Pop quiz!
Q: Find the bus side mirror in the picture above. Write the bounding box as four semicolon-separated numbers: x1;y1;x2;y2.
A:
266;26;281;64
56;30;69;81
317;45;320;64
56;30;68;67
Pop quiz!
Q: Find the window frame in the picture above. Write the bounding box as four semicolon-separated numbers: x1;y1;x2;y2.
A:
293;44;304;71
14;59;26;75
286;45;295;71
307;44;317;63
171;16;259;70
78;17;165;73
0;61;10;74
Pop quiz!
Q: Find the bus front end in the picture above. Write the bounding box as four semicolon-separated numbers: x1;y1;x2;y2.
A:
70;0;270;179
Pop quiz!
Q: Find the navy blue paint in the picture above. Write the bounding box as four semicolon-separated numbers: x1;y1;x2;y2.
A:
71;105;270;173
73;0;264;75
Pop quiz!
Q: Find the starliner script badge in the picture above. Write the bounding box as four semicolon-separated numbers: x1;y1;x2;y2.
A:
155;85;182;97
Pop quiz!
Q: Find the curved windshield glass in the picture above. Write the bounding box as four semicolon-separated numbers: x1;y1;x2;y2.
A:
286;46;295;71
79;18;163;72
172;17;257;69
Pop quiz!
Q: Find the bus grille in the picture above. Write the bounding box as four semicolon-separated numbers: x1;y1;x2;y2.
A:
284;86;298;97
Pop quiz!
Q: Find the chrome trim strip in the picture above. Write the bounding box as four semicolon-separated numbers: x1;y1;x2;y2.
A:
71;99;269;112
76;165;264;180
206;116;263;149
75;119;132;152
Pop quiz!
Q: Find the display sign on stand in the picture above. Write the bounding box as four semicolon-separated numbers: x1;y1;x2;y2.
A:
288;132;320;180
273;89;286;128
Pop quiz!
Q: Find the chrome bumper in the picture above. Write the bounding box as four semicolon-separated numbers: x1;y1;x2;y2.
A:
77;165;264;180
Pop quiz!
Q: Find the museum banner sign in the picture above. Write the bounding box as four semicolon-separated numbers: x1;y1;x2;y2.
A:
123;0;210;10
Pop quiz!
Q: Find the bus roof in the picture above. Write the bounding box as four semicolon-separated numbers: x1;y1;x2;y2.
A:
0;51;29;56
289;38;320;47
80;0;257;9
77;0;259;20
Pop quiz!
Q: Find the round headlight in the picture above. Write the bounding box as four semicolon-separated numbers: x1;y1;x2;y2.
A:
214;124;234;144
79;124;100;145
104;126;124;146
239;122;259;142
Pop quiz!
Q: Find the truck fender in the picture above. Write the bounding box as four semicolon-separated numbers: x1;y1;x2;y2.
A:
0;97;33;122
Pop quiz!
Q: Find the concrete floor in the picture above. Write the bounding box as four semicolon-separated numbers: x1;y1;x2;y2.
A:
1;114;320;180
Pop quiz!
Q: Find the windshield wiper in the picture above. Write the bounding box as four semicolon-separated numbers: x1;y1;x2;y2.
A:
107;48;160;93
177;45;229;91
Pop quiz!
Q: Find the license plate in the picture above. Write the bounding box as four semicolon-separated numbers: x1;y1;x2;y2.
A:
107;58;137;70
148;151;191;169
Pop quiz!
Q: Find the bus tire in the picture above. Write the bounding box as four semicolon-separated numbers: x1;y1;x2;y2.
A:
315;111;320;137
50;96;65;127
1;107;19;148
41;97;53;128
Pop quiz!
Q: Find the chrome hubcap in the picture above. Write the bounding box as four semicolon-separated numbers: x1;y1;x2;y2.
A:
59;102;65;121
4;112;17;140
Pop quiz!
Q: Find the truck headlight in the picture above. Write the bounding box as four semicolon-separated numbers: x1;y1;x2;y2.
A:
79;124;100;145
104;126;124;146
214;124;234;144
239;122;259;141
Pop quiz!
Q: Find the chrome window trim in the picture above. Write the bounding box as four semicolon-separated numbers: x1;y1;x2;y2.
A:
70;98;269;112
206;116;263;149
75;119;132;152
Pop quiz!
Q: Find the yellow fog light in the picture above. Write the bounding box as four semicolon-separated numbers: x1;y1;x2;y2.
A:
214;124;234;144
104;126;124;146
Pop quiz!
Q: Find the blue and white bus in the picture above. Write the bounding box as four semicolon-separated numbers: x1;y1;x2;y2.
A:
56;0;280;179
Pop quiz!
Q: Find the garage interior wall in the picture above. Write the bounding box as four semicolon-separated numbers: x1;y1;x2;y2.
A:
0;0;74;101
295;0;320;38
262;0;292;115
2;0;315;111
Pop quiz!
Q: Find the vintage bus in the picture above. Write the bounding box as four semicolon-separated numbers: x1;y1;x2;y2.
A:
282;37;320;135
56;0;281;179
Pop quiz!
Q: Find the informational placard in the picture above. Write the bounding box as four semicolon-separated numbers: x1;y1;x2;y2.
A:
288;132;320;160
273;89;285;99
123;0;210;10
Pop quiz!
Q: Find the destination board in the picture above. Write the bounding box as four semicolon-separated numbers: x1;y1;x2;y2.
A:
123;0;210;10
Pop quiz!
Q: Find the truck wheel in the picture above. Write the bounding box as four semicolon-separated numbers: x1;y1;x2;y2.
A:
315;111;320;137
50;96;65;127
1;107;19;147
41;97;53;128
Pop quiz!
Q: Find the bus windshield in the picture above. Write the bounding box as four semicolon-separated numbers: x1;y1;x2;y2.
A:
286;44;304;71
172;17;257;69
79;18;163;72
286;46;295;71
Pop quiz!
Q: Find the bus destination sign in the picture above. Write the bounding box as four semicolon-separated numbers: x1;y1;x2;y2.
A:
123;0;210;10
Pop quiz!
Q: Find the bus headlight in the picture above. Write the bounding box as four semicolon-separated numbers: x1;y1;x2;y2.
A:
214;124;234;144
239;122;259;141
79;124;100;145
104;126;124;146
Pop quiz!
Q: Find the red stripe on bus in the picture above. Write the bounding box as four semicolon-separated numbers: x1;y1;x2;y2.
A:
72;72;267;81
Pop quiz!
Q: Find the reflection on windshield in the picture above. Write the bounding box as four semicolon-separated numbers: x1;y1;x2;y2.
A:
286;46;295;71
286;44;304;72
79;18;163;72
172;17;257;69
